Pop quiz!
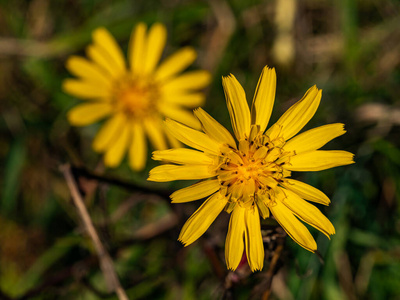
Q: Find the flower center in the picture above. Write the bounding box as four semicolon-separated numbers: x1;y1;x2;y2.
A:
113;75;160;118
217;129;292;209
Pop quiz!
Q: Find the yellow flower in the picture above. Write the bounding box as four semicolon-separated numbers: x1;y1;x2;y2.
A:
63;23;211;170
148;66;354;272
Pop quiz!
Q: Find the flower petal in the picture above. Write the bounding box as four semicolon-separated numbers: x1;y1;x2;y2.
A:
152;148;214;165
103;123;130;167
65;56;111;86
162;92;205;108
250;66;276;132
178;193;228;246
222;74;251;140
162;70;211;92
244;206;264;271
269;200;317;252
279;188;335;238
128;23;147;74
155;47;197;82
280;179;330;205
148;164;215;182
194;108;237;149
225;205;246;271
284;150;355;171
62;79;109;100
86;44;121;79
165;119;221;154
143;23;166;74
92;113;126;152
67;102;112;126
143;117;167;150
284;123;346;154
159;103;201;130
92;27;126;73
271;85;321;141
170;179;220;203
129;121;147;171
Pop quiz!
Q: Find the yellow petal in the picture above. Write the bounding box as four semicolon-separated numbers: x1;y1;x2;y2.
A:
152;148;214;165
194;108;237;149
255;194;270;219
244;206;264;271
281;179;330;205
155;47;197;82
222;74;251;140
92;27;126;73
225;205;245;271
273;85;321;140
170;179;220;203
284;123;346;154
92;113;126;152
162;70;211;92
165;130;182;148
143;23;166;74
269;200;317;252
103;123;130;167
129;121;147;171
62;79;109;100
178;193;227;246
143;117;167;150
162;92;205;107
148;164;215;182
285;150;355;171
250;66;276;132
65;56;111;87
128;23;147;74
67;103;112;126
165;119;221;154
279;188;335;238
159;103;201;130
86;44;121;79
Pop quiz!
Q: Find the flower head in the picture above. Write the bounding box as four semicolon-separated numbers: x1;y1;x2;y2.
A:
148;66;354;271
63;23;210;170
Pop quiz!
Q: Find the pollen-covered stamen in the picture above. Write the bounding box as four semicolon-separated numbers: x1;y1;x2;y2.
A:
113;75;160;117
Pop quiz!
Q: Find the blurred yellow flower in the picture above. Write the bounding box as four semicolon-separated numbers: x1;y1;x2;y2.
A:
148;66;354;271
63;23;210;170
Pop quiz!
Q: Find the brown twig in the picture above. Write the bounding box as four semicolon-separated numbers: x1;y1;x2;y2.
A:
60;164;129;300
262;243;285;300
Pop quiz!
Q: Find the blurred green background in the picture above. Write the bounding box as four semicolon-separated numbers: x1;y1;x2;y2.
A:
1;0;400;299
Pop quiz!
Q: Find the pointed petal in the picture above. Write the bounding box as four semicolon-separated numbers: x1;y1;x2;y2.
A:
269;200;317;252
128;23;147;74
92;113;126;152
225;205;246;270
274;85;321;140
244;206;264;271
193;108;237;148
143;23;166;74
284;123;346;154
148;164;215;182
170;179;220;203
165;119;221;154
92;27;126;73
285;150;355;171
250;66;276;132
103;123;130;167
65;56;111;86
222;74;251;140
155;47;197;82
143;117;167;150
62;79;109;100
279;188;335;238
129;121;147;171
281;179;331;205
86;44;121;79
159;103;201;130
178;193;228;246
67;103;112;126
152;148;214;165
162;70;211;92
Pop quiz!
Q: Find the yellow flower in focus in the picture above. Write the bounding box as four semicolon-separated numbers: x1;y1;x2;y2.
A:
63;23;211;170
148;66;354;271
